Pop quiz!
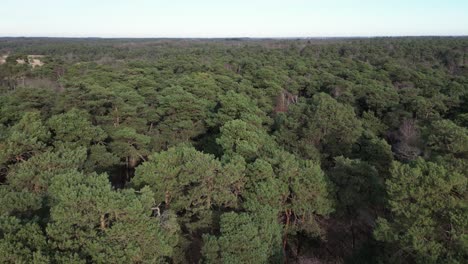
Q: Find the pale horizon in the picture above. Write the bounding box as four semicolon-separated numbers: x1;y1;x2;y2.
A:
1;0;467;38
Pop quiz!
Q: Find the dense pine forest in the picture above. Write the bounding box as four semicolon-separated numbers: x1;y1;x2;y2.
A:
0;37;467;263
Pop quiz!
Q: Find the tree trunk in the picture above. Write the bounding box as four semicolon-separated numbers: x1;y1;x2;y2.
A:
100;214;107;230
283;209;291;264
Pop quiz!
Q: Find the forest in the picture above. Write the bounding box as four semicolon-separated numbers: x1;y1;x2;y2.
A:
0;37;467;263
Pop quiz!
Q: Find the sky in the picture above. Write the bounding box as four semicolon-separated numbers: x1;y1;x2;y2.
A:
0;0;467;38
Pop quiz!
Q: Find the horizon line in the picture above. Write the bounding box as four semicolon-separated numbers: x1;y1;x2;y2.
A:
1;35;468;40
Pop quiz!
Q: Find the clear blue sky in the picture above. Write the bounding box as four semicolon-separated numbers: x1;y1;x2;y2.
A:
1;0;467;37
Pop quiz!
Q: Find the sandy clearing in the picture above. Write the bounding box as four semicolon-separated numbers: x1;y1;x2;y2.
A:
27;55;45;68
0;55;7;65
0;55;45;67
30;58;44;68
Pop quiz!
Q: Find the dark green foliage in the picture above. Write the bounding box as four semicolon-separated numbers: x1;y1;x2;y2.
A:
202;210;282;264
0;37;466;263
46;171;177;263
1;162;178;263
426;119;468;157
210;90;271;128
374;159;467;263
47;108;107;148
330;157;381;212
275;93;362;162
0;112;50;164
151;86;211;150
132;145;243;223
0;216;49;263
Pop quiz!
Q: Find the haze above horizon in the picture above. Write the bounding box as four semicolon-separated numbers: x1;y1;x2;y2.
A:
1;0;467;38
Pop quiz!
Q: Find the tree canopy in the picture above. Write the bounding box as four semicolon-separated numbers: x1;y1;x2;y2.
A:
0;37;467;263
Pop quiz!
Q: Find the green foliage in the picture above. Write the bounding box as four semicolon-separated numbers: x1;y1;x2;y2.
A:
0;112;50;164
47;109;118;171
210;90;271;128
216;119;268;161
0;37;467;263
0;216;49;263
361;111;388;136
0;148;177;263
151;86;211;150
202;210;282;264
307;93;363;157
354;133;394;176
132;145;244;231
5;147;87;193
109;126;150;166
46;171;178;263
275;93;363;161
427;119;468;157
47;108;107;148
0;147;87;218
330;157;381;212
374;159;467;263
353;83;399;116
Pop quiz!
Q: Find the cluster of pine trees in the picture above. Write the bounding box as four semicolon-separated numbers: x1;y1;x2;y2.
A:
0;37;467;263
